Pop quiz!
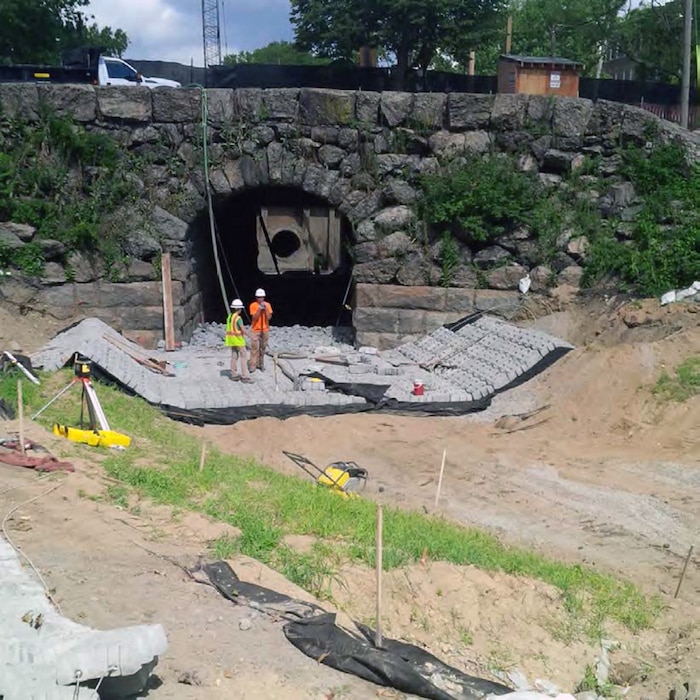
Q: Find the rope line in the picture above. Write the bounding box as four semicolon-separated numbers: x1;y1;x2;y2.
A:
199;88;230;317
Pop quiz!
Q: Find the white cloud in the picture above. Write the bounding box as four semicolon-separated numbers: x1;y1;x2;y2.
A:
86;0;293;66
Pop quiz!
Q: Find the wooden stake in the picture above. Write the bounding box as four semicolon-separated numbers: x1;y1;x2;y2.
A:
161;252;175;352
17;379;25;457
468;51;475;76
434;449;447;509
375;504;383;649
505;15;513;54
674;545;694;599
199;442;207;473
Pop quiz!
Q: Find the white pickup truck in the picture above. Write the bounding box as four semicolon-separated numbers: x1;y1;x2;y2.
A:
99;56;181;88
0;52;181;88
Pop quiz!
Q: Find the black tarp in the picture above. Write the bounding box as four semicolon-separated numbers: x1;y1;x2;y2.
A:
202;560;513;700
285;614;513;700
160;374;493;426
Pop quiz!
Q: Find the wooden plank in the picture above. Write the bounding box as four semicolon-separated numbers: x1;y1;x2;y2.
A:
102;335;172;375
17;380;25;457
161;252;176;352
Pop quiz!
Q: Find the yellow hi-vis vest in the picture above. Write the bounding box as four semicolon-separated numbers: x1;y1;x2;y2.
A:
225;312;245;347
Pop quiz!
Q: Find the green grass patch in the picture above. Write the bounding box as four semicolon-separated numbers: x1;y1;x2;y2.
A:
653;356;700;402
1;369;660;635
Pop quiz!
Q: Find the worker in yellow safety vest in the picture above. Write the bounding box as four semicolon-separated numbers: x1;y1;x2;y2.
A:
225;299;254;383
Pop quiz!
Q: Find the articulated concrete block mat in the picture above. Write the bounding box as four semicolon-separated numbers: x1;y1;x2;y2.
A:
31;316;572;419
0;535;167;699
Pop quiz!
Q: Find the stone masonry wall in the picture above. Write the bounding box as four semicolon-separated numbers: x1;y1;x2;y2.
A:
0;84;697;347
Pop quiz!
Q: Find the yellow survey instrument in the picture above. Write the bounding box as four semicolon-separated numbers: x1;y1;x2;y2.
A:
33;354;131;450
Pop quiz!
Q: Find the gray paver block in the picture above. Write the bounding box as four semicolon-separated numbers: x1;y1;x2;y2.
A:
32;315;572;419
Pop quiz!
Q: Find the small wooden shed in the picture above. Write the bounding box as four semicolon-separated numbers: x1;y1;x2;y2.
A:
497;55;583;97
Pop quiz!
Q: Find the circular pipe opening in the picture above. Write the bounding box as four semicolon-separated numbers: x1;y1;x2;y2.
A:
270;229;302;259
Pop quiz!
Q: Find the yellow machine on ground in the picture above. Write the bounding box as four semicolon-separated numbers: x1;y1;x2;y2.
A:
32;355;131;449
283;451;368;497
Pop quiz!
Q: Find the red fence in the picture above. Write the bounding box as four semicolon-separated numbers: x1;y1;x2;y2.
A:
639;102;698;130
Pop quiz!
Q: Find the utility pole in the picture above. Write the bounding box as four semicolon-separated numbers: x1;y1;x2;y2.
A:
549;25;557;57
680;0;693;129
505;16;513;54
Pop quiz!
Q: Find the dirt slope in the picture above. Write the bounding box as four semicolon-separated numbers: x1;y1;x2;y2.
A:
1;297;698;699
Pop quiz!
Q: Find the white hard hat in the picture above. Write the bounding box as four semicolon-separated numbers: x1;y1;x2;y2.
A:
255;288;266;297
230;298;244;309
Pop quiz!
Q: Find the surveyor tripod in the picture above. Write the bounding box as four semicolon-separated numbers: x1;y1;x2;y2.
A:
32;354;130;449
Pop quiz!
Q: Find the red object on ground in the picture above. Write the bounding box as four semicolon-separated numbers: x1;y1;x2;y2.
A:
0;440;75;473
412;381;424;396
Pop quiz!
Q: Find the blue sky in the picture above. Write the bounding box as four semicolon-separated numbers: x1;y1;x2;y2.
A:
86;0;295;66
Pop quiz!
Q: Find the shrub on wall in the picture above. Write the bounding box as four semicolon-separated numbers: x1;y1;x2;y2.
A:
418;147;700;296
585;144;700;295
0;107;146;276
418;153;540;246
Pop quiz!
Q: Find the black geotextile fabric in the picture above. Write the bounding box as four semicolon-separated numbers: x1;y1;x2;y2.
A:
202;561;513;700
161;374;493;425
285;614;514;700
202;560;323;618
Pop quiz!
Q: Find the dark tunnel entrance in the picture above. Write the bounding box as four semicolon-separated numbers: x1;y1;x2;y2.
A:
194;187;355;327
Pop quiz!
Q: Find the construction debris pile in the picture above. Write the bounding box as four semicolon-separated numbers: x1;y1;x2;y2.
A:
30;316;573;425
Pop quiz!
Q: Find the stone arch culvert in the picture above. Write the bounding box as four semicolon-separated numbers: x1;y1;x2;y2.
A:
0;83;697;349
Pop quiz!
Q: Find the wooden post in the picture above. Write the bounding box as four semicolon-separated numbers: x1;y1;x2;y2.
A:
434;449;447;509
468;51;475;76
375;504;383;649
17;380;25;457
505;15;513;54
674;545;694;599
161;252;176;352
199;442;207;473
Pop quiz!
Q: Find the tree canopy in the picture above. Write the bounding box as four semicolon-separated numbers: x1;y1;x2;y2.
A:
614;0;689;81
223;41;330;66
0;0;129;65
290;0;507;82
504;0;626;75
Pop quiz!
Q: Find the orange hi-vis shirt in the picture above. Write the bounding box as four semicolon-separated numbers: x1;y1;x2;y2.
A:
250;301;273;331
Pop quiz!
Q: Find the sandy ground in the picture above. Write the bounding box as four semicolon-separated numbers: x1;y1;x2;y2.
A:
0;445;382;699
0;296;698;698
202;319;700;608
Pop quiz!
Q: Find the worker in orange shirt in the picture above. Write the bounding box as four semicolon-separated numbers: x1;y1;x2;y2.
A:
248;288;273;373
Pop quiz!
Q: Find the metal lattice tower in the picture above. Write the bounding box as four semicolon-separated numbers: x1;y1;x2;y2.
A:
202;0;222;68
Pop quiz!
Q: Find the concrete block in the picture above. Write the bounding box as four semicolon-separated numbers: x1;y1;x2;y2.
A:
0;535;166;699
356;284;447;311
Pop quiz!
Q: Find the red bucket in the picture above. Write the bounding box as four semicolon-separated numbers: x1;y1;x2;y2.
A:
412;380;424;396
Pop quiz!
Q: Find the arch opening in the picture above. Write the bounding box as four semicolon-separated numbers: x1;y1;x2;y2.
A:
193;186;355;327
